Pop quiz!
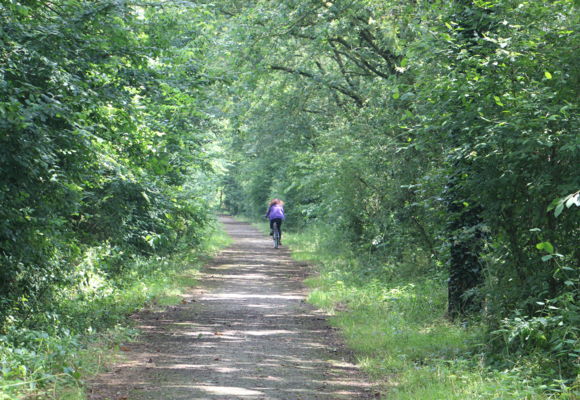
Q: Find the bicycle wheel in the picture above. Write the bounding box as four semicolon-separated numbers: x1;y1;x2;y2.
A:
273;222;280;249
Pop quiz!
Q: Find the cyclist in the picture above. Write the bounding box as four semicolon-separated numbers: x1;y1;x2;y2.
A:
265;198;285;245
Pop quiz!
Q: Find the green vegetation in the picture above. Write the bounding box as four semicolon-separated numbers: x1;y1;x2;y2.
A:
1;0;578;398
1;1;228;398
286;227;577;399
217;0;579;396
0;224;230;399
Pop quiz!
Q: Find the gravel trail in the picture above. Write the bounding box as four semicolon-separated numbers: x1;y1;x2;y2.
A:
88;216;374;400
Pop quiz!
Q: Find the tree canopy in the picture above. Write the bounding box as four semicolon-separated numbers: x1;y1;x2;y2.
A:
213;0;579;384
0;0;578;394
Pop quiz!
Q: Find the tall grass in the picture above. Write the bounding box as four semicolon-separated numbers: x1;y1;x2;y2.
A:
284;225;576;399
0;221;232;400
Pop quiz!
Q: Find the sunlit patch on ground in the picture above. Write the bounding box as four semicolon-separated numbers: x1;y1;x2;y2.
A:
88;217;374;399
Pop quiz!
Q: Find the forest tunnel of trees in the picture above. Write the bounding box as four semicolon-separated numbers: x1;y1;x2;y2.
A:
1;0;578;397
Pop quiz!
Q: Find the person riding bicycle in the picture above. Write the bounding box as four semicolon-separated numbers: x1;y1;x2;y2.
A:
265;198;285;244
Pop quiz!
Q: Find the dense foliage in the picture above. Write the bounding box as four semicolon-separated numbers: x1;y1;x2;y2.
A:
0;0;219;328
0;1;234;395
213;0;579;390
1;0;578;396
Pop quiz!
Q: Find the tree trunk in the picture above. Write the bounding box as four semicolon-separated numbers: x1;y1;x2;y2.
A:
445;174;485;320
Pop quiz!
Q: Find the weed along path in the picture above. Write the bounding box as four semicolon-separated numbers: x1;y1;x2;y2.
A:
89;216;374;400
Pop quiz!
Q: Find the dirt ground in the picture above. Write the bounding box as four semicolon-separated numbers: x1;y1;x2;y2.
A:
87;216;376;400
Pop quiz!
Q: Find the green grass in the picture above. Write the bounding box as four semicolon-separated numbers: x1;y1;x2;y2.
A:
0;220;232;400
283;226;573;400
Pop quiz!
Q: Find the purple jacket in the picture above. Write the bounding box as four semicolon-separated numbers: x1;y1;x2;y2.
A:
266;204;285;220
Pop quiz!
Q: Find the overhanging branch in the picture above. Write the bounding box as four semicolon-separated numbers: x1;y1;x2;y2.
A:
269;65;364;107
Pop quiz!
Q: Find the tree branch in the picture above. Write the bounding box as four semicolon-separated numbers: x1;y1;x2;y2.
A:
329;37;394;79
357;27;399;74
269;65;364;107
329;42;357;89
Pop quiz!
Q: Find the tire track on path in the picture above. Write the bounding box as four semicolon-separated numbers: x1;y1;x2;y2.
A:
89;216;375;400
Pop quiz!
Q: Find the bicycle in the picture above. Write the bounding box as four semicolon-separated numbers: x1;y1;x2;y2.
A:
272;220;281;249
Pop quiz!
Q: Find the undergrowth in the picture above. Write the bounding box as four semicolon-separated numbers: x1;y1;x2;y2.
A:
0;220;231;399
283;225;579;400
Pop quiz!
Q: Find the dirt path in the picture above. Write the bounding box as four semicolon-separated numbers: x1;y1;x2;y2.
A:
88;217;374;400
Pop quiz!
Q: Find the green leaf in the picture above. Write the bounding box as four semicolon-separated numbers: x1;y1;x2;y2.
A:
493;96;504;106
544;71;552;79
536;241;554;254
141;191;151;204
16;5;30;16
547;199;559;211
565;193;579;208
554;202;564;217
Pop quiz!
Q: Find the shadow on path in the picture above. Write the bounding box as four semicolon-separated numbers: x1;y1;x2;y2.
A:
88;217;375;400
